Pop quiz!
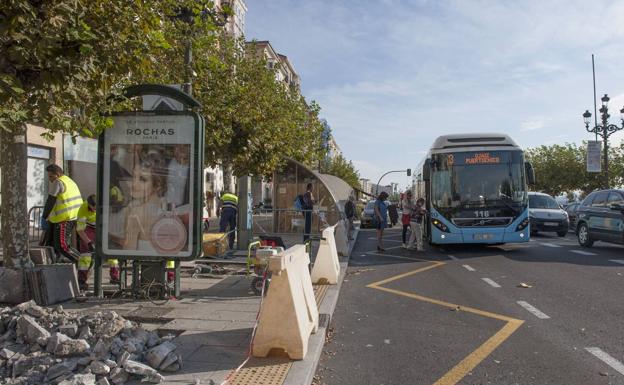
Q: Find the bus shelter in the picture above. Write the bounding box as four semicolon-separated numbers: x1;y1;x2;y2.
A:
253;159;353;248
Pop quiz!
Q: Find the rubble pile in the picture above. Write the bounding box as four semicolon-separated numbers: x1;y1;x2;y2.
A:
0;301;182;385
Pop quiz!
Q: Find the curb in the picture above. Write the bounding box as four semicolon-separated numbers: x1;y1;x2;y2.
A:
282;227;359;385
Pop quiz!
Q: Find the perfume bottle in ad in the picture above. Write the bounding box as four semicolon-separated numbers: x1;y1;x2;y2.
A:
150;202;188;254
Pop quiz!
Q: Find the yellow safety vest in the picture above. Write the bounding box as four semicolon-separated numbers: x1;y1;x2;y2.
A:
76;201;96;231
49;175;82;223
221;193;238;211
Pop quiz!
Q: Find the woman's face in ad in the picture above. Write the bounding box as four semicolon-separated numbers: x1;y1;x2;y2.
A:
131;165;154;200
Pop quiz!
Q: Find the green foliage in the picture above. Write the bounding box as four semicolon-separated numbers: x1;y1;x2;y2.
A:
525;142;624;196
1;1;328;175
1;0;182;134
320;154;361;189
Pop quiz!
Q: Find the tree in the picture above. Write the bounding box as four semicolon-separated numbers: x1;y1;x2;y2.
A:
525;142;624;197
194;37;326;177
320;154;361;189
0;0;223;266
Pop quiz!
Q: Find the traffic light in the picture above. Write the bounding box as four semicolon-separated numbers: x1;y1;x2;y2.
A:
406;168;411;177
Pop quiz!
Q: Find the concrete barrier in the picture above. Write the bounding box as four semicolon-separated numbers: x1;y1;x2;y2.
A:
334;219;349;256
252;244;319;360
311;225;341;285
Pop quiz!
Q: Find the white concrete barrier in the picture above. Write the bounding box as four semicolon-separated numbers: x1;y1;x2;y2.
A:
252;244;319;360
334;219;350;256
311;225;341;285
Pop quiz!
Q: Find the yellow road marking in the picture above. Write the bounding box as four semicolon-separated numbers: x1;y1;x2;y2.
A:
365;253;524;385
433;320;523;385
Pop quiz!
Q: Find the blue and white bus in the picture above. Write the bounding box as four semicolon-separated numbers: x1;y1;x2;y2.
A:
414;134;535;245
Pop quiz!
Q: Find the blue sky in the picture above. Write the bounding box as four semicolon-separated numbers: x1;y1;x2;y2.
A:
245;1;624;190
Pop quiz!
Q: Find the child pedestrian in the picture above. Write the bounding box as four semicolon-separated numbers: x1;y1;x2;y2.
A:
407;198;427;251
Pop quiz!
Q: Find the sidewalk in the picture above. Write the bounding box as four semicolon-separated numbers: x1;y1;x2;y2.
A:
62;226;359;385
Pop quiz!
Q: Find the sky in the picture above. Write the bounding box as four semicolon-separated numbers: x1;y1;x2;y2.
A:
245;0;624;190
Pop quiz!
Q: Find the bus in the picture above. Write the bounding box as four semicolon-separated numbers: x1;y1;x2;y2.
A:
413;133;535;245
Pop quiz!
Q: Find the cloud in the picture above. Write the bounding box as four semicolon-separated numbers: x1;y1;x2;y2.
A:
521;118;547;131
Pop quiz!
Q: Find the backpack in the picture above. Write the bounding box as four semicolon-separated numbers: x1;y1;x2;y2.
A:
294;194;305;211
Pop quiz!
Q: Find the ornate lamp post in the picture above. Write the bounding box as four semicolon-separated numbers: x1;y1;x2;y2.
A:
582;94;624;188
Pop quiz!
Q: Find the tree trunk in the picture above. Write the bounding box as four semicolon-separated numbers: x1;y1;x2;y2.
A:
222;164;234;193
0;124;31;267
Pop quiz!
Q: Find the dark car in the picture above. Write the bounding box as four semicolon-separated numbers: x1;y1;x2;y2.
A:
565;202;581;231
576;189;624;247
528;192;569;237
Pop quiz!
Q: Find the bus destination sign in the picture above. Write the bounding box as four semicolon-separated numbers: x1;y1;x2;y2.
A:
464;152;501;164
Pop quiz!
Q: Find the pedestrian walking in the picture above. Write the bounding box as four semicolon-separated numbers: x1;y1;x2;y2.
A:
401;190;414;248
407;198;427;251
374;191;389;251
301;183;315;242
388;201;399;227
344;195;356;240
41;164;82;263
219;191;238;249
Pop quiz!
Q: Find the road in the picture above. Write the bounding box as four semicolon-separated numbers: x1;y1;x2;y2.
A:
315;227;624;385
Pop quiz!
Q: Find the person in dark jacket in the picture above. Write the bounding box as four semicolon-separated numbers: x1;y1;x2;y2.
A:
387;201;399;227
302;183;315;242
344;196;356;240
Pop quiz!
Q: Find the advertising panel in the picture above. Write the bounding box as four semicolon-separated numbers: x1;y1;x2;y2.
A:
586;140;601;173
98;113;202;259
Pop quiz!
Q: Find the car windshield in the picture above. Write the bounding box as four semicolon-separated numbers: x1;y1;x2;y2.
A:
529;195;560;209
365;201;375;210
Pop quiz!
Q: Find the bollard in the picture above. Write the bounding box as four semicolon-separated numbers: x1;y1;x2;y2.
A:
311;225;341;285
334;219;350;256
252;244;319;360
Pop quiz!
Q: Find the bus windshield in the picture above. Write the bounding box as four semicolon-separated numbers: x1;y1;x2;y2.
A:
431;151;527;212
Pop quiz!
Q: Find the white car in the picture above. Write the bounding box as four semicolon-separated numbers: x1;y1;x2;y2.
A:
528;192;569;237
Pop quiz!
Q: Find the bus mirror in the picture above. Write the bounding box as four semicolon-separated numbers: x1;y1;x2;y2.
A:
525;162;536;185
422;160;431;181
406;168;411;177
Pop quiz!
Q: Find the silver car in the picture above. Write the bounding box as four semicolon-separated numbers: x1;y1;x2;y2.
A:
528;192;569;237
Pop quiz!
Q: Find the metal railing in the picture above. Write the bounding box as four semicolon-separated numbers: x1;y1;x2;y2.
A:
27;206;45;244
252;207;339;238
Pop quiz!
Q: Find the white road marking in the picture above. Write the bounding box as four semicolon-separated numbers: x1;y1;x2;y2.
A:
481;278;501;288
610;260;624;265
585;347;624;376
462;264;476;271
448;255;458;261
540;242;562;248
571;250;597;256
516;301;550;319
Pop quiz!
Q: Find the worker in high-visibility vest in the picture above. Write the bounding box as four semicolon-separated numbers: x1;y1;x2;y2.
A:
219;191;238;249
42;164;82;263
76;195;120;290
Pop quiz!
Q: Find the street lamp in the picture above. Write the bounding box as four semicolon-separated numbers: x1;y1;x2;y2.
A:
173;7;229;96
582;93;624;189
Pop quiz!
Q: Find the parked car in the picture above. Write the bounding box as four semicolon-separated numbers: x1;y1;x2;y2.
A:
360;200;376;228
565;202;581;231
576;189;624;247
528;192;569;237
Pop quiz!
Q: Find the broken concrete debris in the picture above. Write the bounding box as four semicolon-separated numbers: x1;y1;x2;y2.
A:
0;300;181;385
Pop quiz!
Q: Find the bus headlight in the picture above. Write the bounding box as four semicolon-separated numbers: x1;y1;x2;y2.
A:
516;217;530;231
432;218;450;233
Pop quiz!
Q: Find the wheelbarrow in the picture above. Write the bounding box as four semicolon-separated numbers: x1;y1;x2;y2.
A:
246;240;284;295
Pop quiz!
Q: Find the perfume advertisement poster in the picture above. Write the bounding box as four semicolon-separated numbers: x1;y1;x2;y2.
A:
101;115;197;257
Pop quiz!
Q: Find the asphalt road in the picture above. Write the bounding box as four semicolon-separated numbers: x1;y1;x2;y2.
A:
315;227;624;385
